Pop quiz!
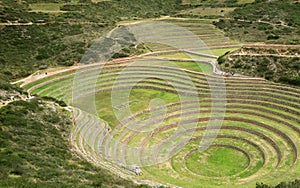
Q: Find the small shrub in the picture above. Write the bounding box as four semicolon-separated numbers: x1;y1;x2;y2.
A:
267;35;280;40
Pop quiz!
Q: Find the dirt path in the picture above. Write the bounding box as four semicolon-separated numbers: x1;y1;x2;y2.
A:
0;21;105;26
13;45;266;88
14;48;220;88
231;53;300;58
12;56;139;87
223;18;294;29
243;43;300;49
231;43;300;57
0;93;33;109
0;16;194;27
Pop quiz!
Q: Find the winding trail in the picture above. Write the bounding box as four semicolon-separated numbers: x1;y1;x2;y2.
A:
0;21;105;26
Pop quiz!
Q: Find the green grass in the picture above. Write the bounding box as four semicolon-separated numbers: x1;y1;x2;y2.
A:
90;89;180;128
129;89;180;113
140;124;281;187
140;135;263;187
186;147;249;177
174;61;213;73
148;51;215;59
237;0;255;4
178;7;236;17
91;0;111;2
154;52;190;59
29;3;66;13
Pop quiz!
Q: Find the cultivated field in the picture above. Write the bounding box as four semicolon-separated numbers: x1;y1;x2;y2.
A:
23;21;300;187
143;18;241;56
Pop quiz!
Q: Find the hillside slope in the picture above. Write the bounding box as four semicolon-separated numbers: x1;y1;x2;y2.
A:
0;94;148;187
214;0;300;44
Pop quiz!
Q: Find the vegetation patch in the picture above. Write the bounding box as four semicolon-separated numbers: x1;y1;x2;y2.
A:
177;7;236;18
218;47;300;86
0;98;146;187
214;0;300;44
185;147;250;177
29;3;65;13
181;0;255;6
